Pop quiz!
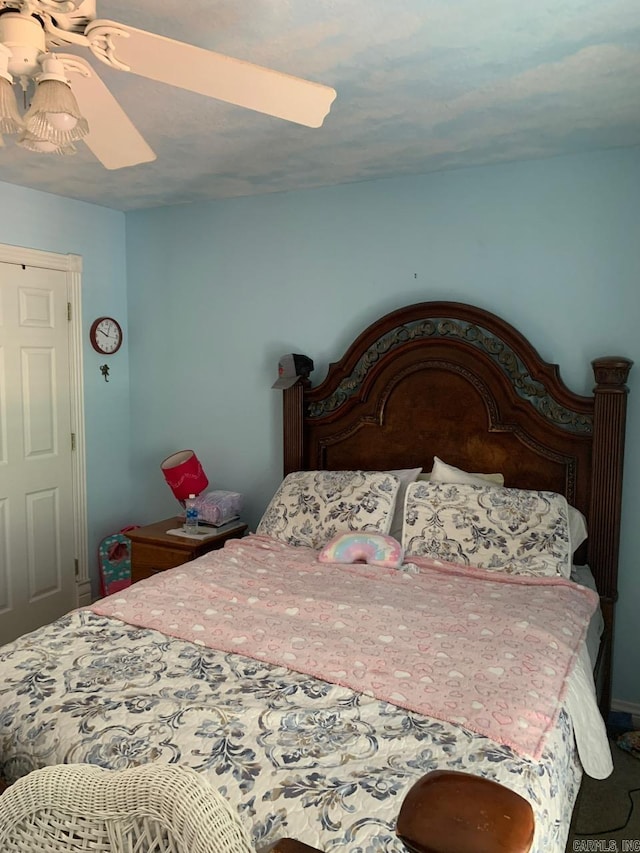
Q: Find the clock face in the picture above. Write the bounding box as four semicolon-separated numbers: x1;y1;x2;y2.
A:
90;317;123;355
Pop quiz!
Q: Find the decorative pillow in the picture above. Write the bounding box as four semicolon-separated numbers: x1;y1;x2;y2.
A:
427;456;587;553
403;481;572;578
318;532;404;568
428;456;505;487
387;467;422;541
257;470;401;550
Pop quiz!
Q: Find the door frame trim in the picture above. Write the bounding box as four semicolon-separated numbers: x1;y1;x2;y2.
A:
0;243;89;605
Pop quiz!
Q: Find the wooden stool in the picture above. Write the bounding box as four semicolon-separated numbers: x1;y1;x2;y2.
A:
396;770;534;853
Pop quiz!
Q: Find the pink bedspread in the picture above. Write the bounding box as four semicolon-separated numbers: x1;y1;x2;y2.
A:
90;534;598;759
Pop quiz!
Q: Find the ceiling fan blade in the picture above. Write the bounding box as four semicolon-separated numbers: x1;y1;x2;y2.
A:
57;53;156;170
84;21;337;128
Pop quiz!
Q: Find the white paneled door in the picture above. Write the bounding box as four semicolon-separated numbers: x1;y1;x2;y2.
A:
0;260;77;645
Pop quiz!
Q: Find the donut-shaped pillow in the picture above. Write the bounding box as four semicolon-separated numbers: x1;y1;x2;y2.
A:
318;532;404;568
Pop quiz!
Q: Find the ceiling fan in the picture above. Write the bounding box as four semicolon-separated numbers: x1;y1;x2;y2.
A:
0;0;337;169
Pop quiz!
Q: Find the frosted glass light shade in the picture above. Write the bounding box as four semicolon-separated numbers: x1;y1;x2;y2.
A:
0;76;23;134
24;78;88;144
47;110;78;132
17;129;76;155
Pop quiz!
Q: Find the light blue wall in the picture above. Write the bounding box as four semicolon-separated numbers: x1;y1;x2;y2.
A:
0;181;133;588
2;148;636;703
126;147;640;705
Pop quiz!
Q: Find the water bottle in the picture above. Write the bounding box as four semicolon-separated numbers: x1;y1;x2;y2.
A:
184;494;199;534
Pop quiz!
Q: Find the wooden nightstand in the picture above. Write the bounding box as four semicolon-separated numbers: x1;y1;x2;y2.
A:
126;517;248;584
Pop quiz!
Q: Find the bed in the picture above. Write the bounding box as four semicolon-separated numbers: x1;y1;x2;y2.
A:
0;300;632;852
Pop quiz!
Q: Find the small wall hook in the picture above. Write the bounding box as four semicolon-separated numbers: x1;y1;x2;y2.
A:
100;364;110;382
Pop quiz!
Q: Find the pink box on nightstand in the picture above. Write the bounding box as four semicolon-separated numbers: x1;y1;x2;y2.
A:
193;490;243;526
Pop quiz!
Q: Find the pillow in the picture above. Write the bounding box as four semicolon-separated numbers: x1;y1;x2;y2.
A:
428;456;587;553
567;505;588;553
318;532;404;568
419;471;505;485
428;456;505;487
257;470;401;550
403;481;572;578
388;467;422;541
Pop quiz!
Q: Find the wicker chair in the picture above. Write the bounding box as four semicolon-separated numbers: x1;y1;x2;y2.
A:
0;763;257;853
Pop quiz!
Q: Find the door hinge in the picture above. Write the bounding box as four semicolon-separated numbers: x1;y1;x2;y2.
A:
71;432;76;451
67;302;72;321
74;558;79;578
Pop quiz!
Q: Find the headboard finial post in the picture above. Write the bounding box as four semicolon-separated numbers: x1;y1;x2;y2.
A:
592;356;632;389
588;355;632;593
589;355;632;716
282;379;310;476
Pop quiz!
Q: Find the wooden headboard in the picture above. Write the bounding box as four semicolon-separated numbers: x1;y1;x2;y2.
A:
281;301;632;714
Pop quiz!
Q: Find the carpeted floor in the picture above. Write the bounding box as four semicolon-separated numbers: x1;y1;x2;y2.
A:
566;736;640;851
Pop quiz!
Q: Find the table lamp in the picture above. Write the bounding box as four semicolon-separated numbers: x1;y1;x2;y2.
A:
161;450;209;506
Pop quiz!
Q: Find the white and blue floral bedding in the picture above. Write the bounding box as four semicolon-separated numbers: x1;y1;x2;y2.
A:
0;608;581;852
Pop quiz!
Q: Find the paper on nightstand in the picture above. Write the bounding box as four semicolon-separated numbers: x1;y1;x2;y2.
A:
165;527;222;541
165;518;244;541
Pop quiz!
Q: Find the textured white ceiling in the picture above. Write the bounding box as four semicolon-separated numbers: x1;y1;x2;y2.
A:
1;0;638;211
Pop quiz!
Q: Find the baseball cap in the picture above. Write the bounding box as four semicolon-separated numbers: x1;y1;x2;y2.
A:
272;353;314;389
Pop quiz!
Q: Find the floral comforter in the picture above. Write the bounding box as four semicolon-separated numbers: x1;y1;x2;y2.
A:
0;607;581;852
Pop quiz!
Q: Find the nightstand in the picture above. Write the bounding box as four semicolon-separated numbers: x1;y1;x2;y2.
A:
126;517;248;584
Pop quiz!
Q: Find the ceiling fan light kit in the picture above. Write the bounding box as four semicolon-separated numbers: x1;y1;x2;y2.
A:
0;0;336;169
0;12;87;153
17;126;75;153
0;10;43;75
23;61;88;143
0;57;23;134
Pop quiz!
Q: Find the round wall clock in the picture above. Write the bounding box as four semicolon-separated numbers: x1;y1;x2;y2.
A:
89;316;123;355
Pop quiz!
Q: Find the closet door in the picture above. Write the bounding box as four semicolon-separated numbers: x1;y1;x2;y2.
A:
0;260;76;644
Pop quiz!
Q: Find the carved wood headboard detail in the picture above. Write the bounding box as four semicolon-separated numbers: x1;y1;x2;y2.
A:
281;301;632;714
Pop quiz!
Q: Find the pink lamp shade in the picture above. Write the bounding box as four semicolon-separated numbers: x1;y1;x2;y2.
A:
161;450;209;501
